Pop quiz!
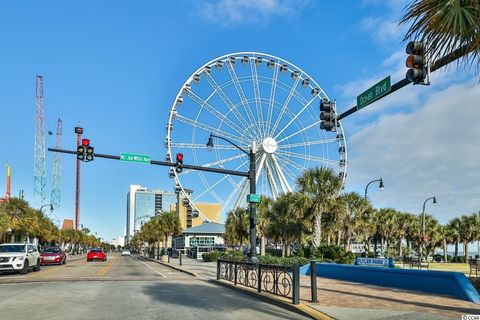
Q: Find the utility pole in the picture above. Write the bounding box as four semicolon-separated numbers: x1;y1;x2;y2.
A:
74;126;83;230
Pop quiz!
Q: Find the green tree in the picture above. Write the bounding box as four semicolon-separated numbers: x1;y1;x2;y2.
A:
266;192;305;257
224;207;248;248
159;212;181;249
401;0;480;72
296;167;343;247
257;196;272;256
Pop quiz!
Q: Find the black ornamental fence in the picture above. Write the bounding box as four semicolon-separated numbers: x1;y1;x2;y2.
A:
216;259;301;304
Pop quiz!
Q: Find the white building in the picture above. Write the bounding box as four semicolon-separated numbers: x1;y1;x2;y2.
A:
172;222;225;259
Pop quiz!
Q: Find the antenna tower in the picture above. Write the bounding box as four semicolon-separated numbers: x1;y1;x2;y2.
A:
34;75;47;209
51;119;62;212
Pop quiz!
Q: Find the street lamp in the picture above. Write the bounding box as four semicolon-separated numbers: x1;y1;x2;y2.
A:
207;133;258;262
421;196;437;261
364;178;384;199
40;204;54;214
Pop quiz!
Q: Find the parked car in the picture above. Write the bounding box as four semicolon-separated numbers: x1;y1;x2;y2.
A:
0;243;41;274
87;248;106;262
40;247;66;265
121;249;131;256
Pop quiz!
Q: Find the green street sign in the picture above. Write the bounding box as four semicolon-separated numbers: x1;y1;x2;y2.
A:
247;194;261;203
120;152;151;164
357;76;391;109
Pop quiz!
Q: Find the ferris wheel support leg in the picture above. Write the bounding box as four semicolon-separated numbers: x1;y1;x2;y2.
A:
248;148;258;263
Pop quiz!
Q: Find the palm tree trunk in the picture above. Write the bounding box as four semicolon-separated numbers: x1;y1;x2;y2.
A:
260;236;265;256
157;242;160;260
399;237;403;257
327;234;331;245
465;242;469;260
282;243;286;258
312;214;322;247
443;239;448;263
336;231;341;246
381;237;385;253
286;243;291;257
454;242;458;258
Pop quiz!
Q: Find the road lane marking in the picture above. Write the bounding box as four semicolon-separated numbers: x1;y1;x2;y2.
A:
97;259;116;276
140;261;166;277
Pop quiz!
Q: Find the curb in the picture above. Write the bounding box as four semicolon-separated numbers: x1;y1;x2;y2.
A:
211;279;333;320
139;255;332;320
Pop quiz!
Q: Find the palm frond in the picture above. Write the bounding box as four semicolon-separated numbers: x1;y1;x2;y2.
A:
400;0;480;72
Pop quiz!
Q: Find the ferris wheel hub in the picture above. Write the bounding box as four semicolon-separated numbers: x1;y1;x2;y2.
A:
262;137;278;154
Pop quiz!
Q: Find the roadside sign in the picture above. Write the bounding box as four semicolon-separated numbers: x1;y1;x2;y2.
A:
357;76;391;109
351;243;365;253
120;152;151;164
247;194;261;203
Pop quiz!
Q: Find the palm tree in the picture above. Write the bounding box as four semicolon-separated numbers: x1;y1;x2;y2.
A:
296;167;343;247
448;217;462;260
224;207;249;249
257;196;272;256
374;208;397;254
401;0;480;72
158;212;181;249
266;192;305;257
394;212;411;257
341;192;372;251
459;214;476;259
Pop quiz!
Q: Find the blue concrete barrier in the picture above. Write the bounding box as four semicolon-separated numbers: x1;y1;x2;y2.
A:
300;262;480;303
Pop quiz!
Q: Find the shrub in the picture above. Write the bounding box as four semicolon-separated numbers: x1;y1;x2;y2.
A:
220;250;246;261
265;248;282;257
312;244;355;265
451;256;466;263
258;254;309;267
202;251;222;262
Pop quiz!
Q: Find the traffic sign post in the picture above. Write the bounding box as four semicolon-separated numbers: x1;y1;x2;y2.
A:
120;152;151;164
357;76;391;110
247;194;261;203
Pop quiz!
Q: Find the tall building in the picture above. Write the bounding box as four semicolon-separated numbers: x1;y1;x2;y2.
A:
125;185;177;244
171;189;221;230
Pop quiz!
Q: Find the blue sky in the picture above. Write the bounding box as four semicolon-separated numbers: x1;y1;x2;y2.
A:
1;0;479;243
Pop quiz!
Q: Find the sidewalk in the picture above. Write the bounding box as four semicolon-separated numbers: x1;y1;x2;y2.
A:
160;256;480;320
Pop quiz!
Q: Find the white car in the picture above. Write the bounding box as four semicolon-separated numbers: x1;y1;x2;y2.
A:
121;249;131;256
0;243;41;274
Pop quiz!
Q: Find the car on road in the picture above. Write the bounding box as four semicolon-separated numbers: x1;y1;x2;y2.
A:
87;248;106;262
0;243;41;274
121;249;131;256
40;247;66;265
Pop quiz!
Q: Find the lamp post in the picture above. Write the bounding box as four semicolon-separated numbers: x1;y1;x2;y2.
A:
421;196;437;261
207;133;258;262
364;178;384;199
40;204;54;214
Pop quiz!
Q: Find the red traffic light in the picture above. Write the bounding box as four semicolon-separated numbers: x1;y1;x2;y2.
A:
81;138;90;146
176;153;184;161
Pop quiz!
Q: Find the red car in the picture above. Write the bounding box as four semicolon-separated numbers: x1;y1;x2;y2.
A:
40;247;66;265
87;248;106;262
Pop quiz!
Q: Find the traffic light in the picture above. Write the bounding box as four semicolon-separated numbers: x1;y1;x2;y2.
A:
175;153;183;173
319;99;336;132
405;41;429;84
77;138;94;162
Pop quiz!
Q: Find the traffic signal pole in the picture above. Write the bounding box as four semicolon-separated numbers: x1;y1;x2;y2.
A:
48;148;250;178
338;43;474;121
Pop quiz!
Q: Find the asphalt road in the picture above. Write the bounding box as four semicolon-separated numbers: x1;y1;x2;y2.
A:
0;253;309;320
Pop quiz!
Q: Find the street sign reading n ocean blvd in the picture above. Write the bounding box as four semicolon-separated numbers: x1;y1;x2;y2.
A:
357;76;391;109
120;152;151;164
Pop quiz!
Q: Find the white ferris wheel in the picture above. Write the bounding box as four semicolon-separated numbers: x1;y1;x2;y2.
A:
166;52;347;222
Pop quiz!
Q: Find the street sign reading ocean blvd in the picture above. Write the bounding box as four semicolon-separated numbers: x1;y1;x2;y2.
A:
120;152;151;164
357;76;391;109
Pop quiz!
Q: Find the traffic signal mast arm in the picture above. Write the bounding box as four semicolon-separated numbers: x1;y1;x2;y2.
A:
48;148;249;177
338;43;473;121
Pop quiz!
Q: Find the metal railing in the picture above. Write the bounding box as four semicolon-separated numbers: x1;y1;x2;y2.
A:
216;259;300;304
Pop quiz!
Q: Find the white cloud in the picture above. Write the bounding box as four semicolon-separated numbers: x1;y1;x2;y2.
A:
345;81;480;224
196;0;310;26
360;17;401;42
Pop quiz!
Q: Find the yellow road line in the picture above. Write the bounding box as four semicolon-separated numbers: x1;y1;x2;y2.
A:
97;260;115;276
